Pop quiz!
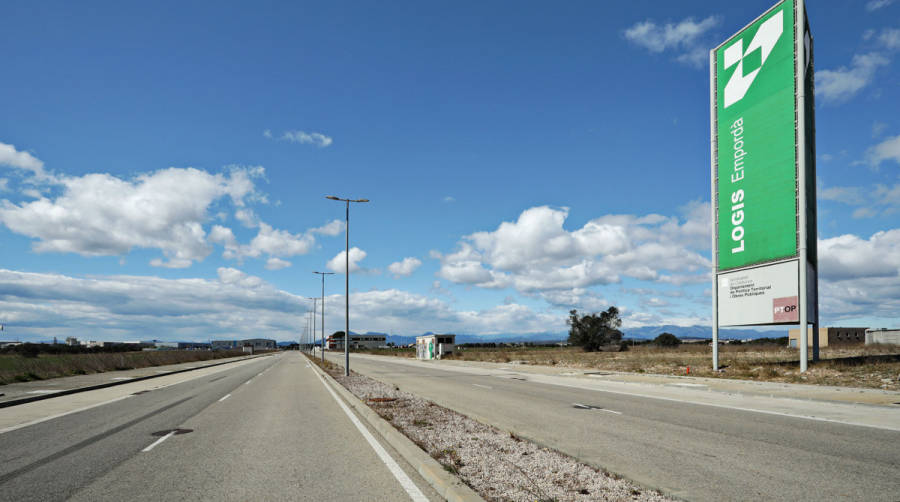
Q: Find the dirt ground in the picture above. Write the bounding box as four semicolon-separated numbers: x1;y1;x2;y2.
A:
365;343;900;391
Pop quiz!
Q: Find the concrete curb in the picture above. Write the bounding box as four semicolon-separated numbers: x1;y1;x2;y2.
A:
0;353;271;409
306;357;485;502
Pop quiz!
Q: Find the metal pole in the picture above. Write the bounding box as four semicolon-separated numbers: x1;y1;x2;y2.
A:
709;47;719;371
796;0;809;373
344;200;350;376
313;272;333;363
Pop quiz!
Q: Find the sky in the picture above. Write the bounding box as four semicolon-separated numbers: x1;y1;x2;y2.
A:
1;0;899;343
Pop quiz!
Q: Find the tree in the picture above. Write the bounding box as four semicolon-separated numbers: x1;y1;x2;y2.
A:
567;307;623;352
654;332;681;347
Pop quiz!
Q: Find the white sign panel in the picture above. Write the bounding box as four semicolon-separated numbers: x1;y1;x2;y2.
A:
717;260;799;326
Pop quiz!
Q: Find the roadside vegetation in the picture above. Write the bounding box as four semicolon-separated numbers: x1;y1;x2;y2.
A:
359;342;900;391
0;346;251;384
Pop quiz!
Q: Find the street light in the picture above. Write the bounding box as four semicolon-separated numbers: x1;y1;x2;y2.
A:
326;195;369;376
313;271;335;363
308;297;318;355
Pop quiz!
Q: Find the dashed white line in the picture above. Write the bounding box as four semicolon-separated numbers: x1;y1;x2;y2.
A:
218;394;231;402
142;430;176;452
573;403;622;415
244;380;252;385
472;384;492;390
26;390;62;394
312;367;428;502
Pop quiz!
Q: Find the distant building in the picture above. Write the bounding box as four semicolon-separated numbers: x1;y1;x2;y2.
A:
211;339;275;350
325;333;386;350
787;327;867;348
65;337;79;346
416;334;456;360
865;328;900;346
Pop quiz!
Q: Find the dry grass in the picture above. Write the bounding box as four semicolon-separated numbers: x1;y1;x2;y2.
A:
367;344;900;391
0;350;250;385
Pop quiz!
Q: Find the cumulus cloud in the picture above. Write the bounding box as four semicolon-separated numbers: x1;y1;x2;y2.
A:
265;257;292;270
624;16;719;68
816;53;890;102
388;257;422;277
818;229;900;281
866;134;900;168
436;203;710;293
327;247;368;274
0;167;264;267
0;141;47;180
311;219;345;236
0;178;8;193
267;130;333;148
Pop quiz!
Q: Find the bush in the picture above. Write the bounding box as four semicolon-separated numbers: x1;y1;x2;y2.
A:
653;333;681;347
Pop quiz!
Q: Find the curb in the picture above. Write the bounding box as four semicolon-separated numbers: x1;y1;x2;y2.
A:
306;356;485;502
0;353;272;409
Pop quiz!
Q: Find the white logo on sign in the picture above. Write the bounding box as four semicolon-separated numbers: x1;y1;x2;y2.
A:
723;10;784;108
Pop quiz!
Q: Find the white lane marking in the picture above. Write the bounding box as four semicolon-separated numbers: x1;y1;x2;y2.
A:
111;377;133;381
155;371;170;373
244;380;252;385
472;384;492;390
218;394;231;402
0;395;134;435
312;368;428;502
142;430;177;452
26;390;62;394
258;372;264;377
573;403;622;415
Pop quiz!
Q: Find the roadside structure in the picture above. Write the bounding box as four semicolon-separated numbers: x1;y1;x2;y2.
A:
416;334;456;360
865;328;900;345
788;327;867;348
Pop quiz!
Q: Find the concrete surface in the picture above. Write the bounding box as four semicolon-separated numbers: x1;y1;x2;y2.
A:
330;352;900;502
0;352;442;502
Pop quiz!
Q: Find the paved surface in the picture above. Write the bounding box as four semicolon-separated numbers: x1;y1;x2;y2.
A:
0;352;440;502
0;354;262;404
331;353;900;502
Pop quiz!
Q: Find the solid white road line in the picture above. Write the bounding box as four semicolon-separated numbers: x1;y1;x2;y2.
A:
573;403;622;415
312;368;429;502
472;384;492;390
142;430;176;452
0;395;134;435
218;394;231;402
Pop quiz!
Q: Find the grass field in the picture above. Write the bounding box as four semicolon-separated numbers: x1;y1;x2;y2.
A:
0;349;248;385
363;344;900;391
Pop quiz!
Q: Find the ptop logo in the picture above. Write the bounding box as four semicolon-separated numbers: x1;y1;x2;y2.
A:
723;9;784;108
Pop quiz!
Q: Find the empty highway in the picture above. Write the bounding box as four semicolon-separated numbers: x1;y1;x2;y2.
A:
328;352;900;502
0;352;440;502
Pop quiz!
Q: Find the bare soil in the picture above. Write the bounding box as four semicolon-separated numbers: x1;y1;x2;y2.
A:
312;356;671;502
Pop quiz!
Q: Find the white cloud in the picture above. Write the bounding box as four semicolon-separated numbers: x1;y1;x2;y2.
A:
880;28;900;49
437;203;710;293
246;223;315;257
388;257;422;277
327;247;367;274
819;229;900;281
866;0;895;11
816;53;890;102
0;141;50;181
271;130;333;148
263;129;273;139
443;196;456;203
310;219;345;236
866;134;900;168
624;16;719;68
265;257;292;270
0;167;264;267
0;178;8;192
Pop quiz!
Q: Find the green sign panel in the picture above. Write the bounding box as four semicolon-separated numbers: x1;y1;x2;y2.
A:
713;0;797;271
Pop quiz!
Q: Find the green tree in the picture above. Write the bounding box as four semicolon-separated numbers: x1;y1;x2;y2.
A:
653;332;681;347
567;308;623;352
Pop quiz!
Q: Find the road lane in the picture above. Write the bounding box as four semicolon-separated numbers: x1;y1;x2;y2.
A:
329;353;900;502
66;352;438;501
0;352;440;502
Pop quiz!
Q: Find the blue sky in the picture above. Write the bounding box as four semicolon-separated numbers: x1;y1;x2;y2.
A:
1;0;899;342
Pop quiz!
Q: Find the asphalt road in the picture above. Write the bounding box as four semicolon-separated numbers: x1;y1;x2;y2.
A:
330;353;900;502
0;352;440;502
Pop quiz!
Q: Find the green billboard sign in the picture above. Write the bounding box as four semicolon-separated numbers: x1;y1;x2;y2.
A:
713;0;797;272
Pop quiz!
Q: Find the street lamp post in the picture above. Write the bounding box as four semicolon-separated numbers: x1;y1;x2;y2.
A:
326;195;369;376
308;297;318;355
313;271;335;363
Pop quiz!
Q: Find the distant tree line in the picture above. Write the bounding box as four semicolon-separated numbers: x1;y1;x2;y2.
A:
1;343;144;358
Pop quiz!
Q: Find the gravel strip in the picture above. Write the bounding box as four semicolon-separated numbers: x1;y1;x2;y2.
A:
327;366;672;502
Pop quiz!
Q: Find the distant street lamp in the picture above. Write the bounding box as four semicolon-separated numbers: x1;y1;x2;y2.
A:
308;297;318;354
313;271;335;363
326;195;369;376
